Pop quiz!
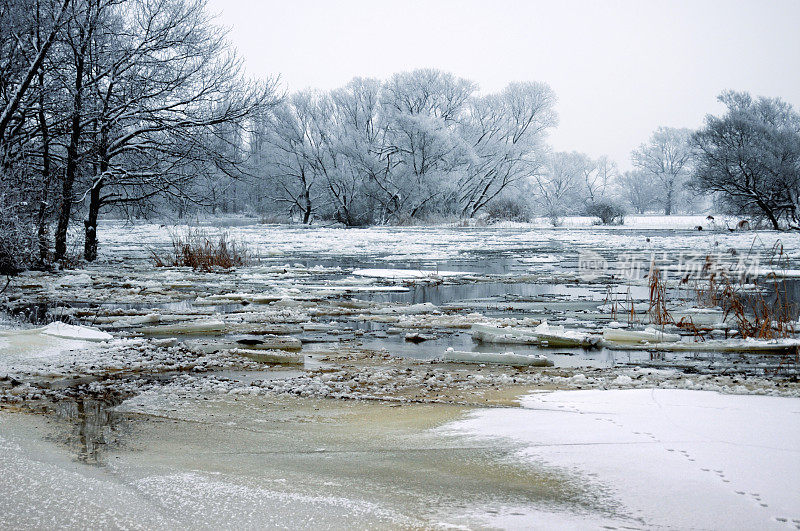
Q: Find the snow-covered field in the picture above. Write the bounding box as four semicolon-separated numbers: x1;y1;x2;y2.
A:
445;389;800;529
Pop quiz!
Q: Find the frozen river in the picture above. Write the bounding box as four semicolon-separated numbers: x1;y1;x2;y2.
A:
2;216;800;528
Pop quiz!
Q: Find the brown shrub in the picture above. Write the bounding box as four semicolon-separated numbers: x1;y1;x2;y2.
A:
151;229;251;271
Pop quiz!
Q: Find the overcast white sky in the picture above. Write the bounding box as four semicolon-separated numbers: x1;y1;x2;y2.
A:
207;0;800;170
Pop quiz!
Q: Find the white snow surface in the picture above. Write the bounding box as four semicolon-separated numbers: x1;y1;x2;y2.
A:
95;215;797;264
442;389;800;529
38;322;113;342
0;325;103;368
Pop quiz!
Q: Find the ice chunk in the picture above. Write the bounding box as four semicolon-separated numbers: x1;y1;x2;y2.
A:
472;322;600;348
612;374;633;385
234;336;302;351
471;324;540;345
441;347;553;367
372;302;439;315
38;322;112;342
139;320;227;335
351;268;471;280
187;335;303;354
606;337;800;353
111;313;161;327
228;348;303;365
55;273;92;286
602;327;680;344
404;332;437;343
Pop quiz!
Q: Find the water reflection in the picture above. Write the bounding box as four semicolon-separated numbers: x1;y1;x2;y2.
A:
53;399;119;464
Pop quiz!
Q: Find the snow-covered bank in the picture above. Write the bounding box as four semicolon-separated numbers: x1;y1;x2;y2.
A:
443;389;800;529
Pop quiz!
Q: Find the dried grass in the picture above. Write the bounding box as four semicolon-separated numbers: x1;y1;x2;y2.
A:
647;266;671;326
684;249;795;340
151;229;251;271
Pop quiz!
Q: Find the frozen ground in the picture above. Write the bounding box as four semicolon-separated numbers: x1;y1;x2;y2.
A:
2;216;800;528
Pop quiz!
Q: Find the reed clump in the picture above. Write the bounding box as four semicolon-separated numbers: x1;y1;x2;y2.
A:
151;229;251;271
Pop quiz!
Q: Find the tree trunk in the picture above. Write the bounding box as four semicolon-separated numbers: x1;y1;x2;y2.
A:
664;183;673;216
762;203;780;230
83;178;101;261
55;38;86;262
36;72;51;266
302;187;311;224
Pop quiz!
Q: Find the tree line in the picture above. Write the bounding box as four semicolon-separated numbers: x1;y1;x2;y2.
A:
252;84;799;229
252;72;558;225
2;0;799;275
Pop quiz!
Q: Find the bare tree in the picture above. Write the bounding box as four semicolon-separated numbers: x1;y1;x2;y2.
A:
53;0;119;261
690;91;800;230
631;126;692;216
0;0;71;147
618;170;659;214
379;69;475;220
75;0;278;260
533;151;587;222
258;71;557;225
459;82;557;217
0;0;73;270
262;92;333;224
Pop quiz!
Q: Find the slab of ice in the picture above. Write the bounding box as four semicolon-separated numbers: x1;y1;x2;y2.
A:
617;337;800;353
110;313;161;327
471;324;540;345
372;302;439;315
670;308;731;327
139;320;227;335
441;348;553;366
55;273;92;286
187;336;303;353
602;327;681;344
472;322;599;348
234;336;302;351
404;332;437;343
197;293;283;305
228;348;303;365
531;321;599;347
4;322;114;342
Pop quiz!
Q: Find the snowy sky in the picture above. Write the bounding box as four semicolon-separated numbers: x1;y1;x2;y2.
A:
206;0;800;170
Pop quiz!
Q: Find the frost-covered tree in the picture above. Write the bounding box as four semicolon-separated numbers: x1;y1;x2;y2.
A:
327;78;388;224
0;0;277;267
263;92;336;224
533;151;624;223
631;126;693;215
76;0;277;260
618;170;659;214
533;152;587;221
378;69;475;220
690;91;800;230
458;82;557;218
256;70;558;225
585;156;618;205
0;0;77;268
